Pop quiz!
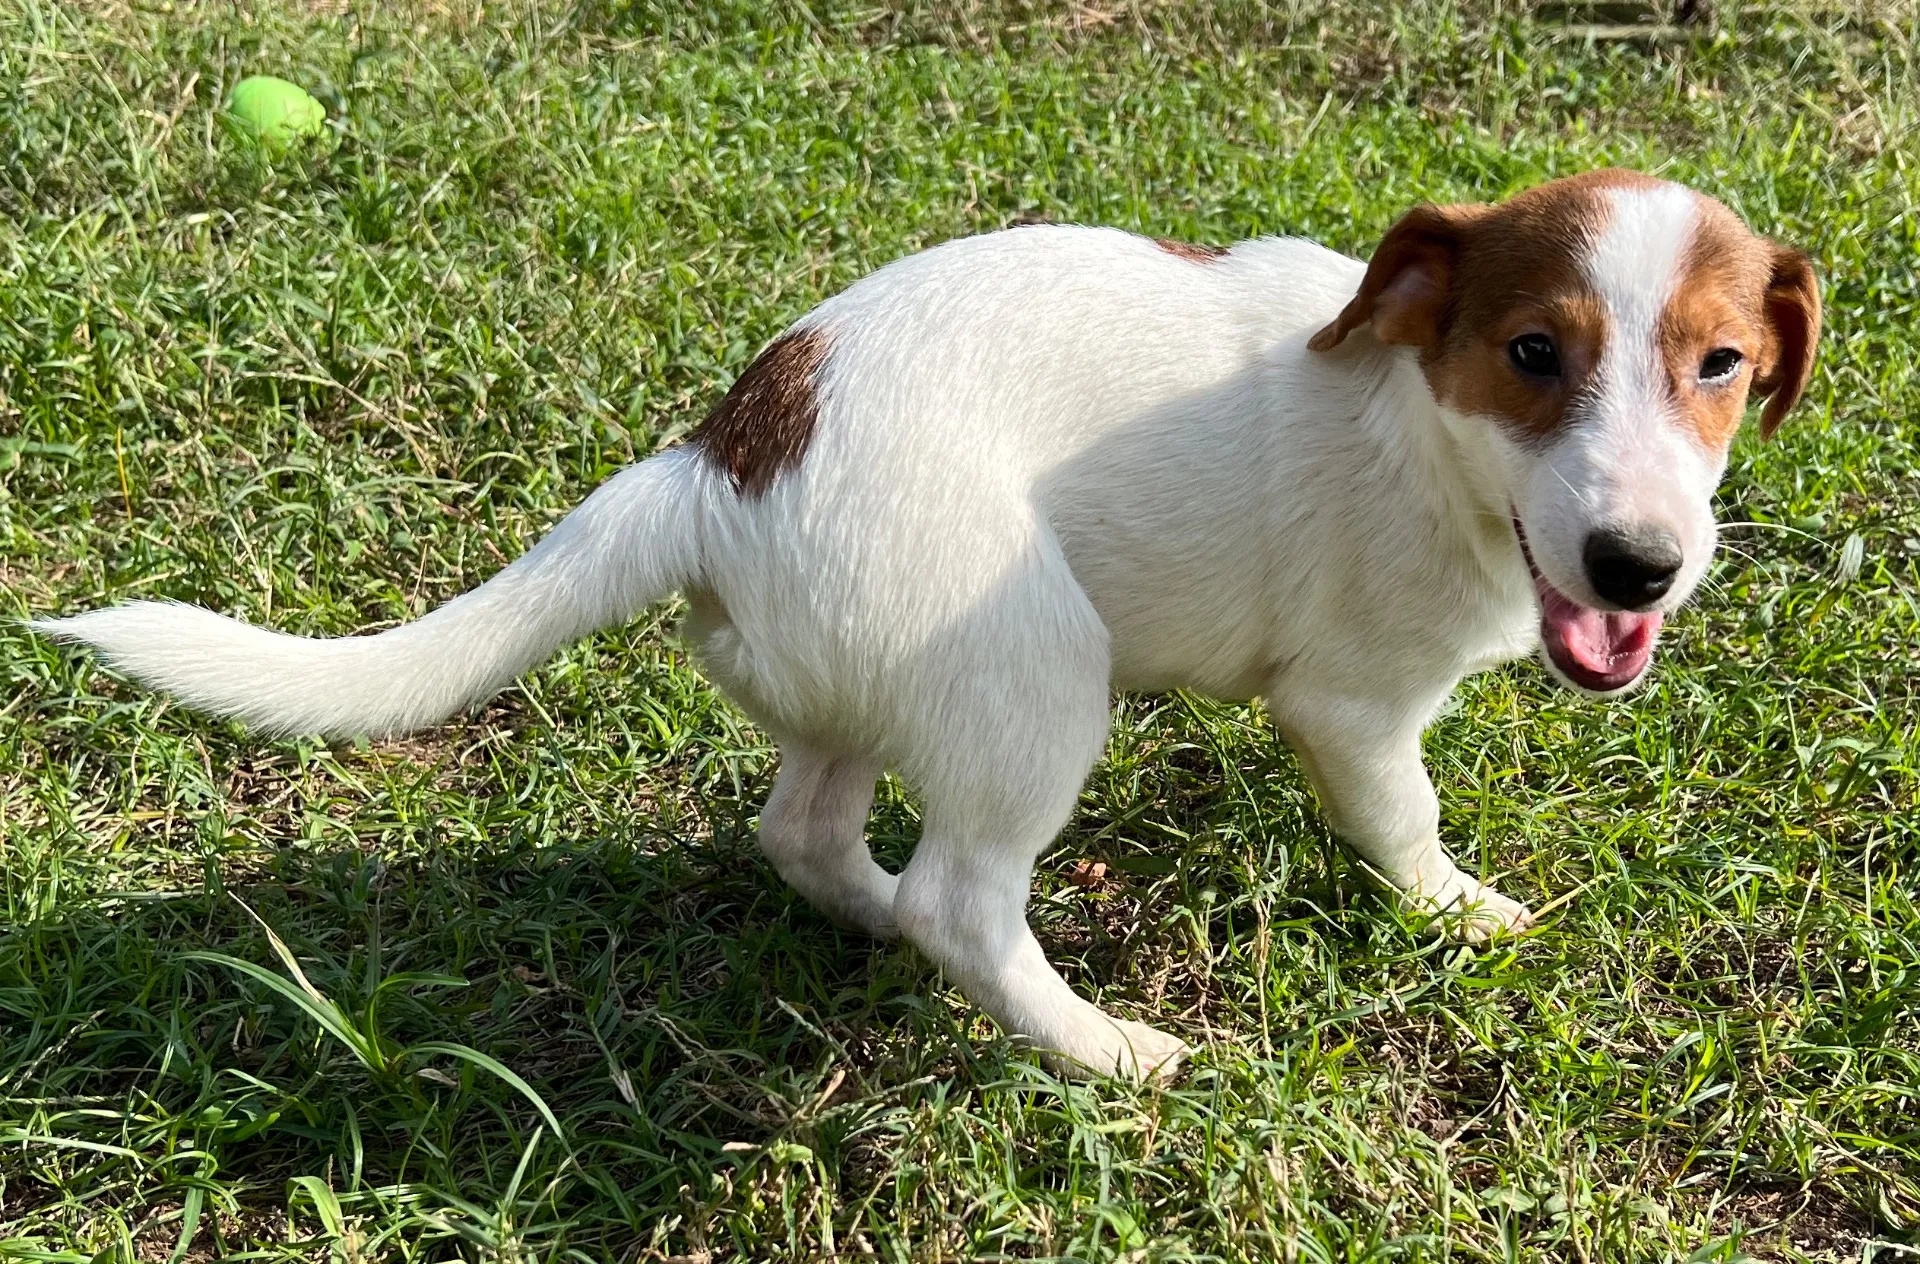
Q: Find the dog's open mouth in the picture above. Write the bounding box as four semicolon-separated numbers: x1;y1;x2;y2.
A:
1513;518;1662;694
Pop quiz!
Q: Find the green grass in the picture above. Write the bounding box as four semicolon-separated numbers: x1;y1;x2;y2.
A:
2;0;1917;1259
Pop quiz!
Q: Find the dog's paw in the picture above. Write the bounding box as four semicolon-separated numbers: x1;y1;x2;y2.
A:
1409;872;1535;943
1109;1019;1189;1081
1039;1018;1189;1083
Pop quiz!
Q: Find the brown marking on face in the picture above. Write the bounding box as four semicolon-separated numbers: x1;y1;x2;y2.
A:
1153;237;1229;263
1313;168;1820;450
1651;200;1820;447
1655;199;1778;450
692;327;832;498
1406;172;1630;446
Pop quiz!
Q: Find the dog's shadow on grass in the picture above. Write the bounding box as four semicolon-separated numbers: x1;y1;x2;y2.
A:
1;721;1417;1253
4;758;1352;1139
2;798;984;1182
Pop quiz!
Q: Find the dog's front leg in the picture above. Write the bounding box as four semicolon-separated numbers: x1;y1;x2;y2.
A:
1273;692;1534;940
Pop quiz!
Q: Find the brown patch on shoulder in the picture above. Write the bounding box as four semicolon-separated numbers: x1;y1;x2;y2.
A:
1153;237;1229;263
692;327;832;498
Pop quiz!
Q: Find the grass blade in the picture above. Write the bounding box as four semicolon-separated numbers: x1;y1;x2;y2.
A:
185;951;375;1071
407;1042;566;1142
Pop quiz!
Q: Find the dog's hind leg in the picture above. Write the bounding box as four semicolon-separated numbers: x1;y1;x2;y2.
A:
894;730;1187;1081
759;744;898;939
888;596;1187;1081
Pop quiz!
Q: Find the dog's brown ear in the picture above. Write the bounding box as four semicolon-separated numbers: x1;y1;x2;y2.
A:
1753;243;1821;440
1308;203;1486;353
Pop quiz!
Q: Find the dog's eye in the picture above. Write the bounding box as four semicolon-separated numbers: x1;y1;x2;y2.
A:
1507;334;1561;378
1699;347;1743;382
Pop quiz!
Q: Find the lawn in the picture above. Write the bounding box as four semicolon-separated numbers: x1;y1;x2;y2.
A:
2;1;1917;1259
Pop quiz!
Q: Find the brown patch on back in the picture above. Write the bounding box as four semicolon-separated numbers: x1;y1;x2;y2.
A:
1153;237;1229;263
692;327;832;498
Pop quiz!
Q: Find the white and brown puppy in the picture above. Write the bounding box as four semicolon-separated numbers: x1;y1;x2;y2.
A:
36;169;1820;1080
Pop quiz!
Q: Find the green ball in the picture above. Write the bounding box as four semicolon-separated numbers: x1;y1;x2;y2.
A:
223;76;327;154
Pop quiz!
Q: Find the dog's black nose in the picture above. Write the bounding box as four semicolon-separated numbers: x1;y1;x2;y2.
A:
1583;527;1682;609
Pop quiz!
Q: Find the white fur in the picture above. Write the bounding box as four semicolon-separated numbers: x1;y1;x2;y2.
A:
36;214;1728;1080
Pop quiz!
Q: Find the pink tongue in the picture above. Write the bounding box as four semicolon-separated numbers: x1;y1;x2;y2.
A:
1536;577;1663;692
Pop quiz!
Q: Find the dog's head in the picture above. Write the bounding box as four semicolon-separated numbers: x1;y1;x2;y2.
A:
1309;169;1821;694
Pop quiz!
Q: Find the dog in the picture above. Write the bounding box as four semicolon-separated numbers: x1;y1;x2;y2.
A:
34;169;1820;1080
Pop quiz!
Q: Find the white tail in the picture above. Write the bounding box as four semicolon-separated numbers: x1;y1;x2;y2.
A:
32;449;706;739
